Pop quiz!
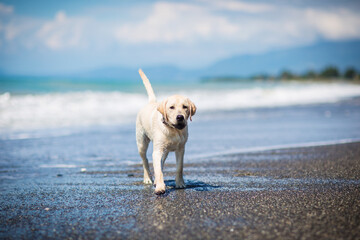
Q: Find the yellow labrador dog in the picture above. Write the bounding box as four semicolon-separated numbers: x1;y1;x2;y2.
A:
136;69;196;195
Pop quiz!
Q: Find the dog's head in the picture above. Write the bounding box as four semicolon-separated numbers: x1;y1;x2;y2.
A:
157;95;196;130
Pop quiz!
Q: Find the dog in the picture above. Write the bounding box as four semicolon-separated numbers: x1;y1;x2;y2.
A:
136;69;196;195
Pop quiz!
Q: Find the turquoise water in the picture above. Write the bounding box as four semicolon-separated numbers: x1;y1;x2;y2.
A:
1;75;360;132
1;75;360;181
0;75;272;94
0;76;144;94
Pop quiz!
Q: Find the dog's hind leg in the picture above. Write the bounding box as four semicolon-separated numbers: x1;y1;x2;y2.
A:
136;130;153;184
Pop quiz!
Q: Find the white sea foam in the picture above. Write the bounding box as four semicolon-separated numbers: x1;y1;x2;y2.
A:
0;91;146;131
39;164;78;168
1;82;360;132
184;82;360;111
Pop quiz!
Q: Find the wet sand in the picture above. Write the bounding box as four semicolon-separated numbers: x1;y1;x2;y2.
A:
1;142;360;239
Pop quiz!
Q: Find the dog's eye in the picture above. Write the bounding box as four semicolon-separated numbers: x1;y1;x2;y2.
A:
183;105;188;109
170;106;175;109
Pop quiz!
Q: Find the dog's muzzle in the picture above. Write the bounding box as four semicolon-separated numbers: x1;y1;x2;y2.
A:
174;115;186;129
176;115;185;121
174;123;186;130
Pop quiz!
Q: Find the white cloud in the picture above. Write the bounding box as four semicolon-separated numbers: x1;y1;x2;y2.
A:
4;23;19;41
0;7;41;49
37;11;88;50
305;8;360;40
113;1;360;49
0;3;13;14
204;0;274;13
1;1;360;72
2;2;360;51
115;2;239;43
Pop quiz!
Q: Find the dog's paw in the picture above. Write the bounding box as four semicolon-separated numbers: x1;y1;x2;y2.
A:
143;178;153;185
154;183;166;195
175;179;186;189
155;189;166;195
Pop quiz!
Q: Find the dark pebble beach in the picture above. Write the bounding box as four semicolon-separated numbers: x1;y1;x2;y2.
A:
1;141;360;239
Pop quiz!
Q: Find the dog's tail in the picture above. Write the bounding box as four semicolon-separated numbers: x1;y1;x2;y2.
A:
139;69;156;102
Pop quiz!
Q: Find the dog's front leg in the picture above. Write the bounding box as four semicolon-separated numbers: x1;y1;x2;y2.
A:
175;147;186;189
153;149;168;195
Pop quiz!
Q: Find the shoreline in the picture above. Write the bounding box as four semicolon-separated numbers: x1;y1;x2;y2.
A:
1;141;360;239
191;137;360;160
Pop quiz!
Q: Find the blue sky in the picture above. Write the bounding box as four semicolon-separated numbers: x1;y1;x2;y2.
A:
0;0;360;75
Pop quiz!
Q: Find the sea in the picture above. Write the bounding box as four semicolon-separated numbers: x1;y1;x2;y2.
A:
1;76;360;176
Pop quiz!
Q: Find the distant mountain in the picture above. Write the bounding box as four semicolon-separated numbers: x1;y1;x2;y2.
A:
75;65;199;83
4;40;358;81
74;66;137;80
83;40;360;81
205;40;360;77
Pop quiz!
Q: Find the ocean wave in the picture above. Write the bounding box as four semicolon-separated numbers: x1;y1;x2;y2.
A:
186;82;360;111
1;82;360;131
0;91;146;131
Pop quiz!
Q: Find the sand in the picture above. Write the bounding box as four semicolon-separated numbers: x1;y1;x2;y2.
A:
1;141;360;239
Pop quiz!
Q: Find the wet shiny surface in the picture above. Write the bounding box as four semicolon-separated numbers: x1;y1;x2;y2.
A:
1;142;360;239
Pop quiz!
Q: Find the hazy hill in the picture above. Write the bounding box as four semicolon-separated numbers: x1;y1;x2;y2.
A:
205;40;360;78
2;40;359;81
112;40;360;81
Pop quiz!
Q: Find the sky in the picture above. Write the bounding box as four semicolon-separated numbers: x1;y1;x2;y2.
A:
0;0;360;75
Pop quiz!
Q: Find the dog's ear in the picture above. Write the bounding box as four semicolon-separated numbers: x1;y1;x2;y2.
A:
187;99;197;121
157;100;168;121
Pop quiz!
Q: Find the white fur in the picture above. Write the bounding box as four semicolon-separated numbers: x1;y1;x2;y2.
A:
136;69;196;194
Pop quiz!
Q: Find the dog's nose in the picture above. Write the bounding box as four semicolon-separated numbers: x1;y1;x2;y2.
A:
176;115;185;121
